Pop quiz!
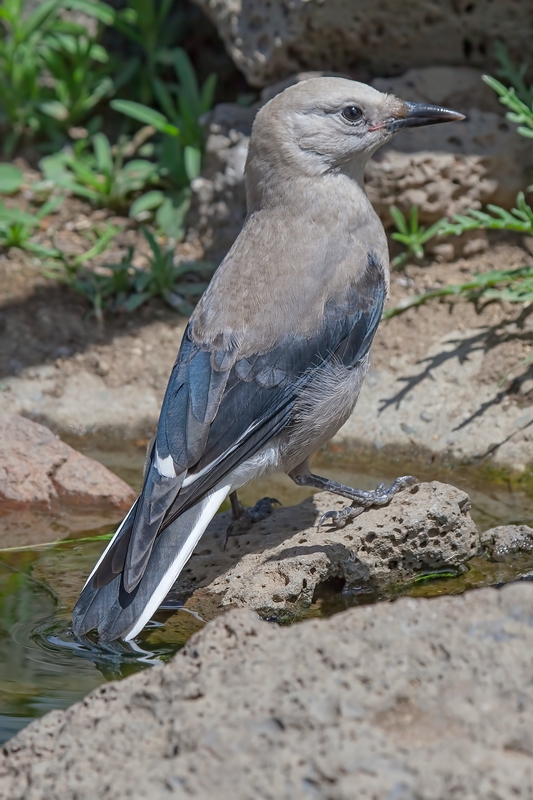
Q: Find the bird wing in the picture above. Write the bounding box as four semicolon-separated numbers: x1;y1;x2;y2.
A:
92;253;386;593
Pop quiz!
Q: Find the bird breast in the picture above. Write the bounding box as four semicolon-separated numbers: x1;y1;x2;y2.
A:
280;351;371;471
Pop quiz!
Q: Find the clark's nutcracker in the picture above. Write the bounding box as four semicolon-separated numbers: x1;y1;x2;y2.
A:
73;78;463;642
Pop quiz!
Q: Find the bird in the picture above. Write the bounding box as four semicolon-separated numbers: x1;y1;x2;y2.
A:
72;77;464;642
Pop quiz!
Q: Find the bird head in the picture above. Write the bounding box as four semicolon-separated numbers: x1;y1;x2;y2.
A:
246;77;464;203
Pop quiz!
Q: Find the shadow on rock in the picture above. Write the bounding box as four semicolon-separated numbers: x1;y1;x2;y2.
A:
170;481;480;620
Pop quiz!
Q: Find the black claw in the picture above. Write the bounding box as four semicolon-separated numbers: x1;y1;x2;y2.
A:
248;497;281;522
223;496;281;549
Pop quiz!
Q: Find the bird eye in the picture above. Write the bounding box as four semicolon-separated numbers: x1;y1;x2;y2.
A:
341;106;363;123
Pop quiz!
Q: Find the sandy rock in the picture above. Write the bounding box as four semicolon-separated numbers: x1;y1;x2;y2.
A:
368;68;533;223
175;482;479;615
192;0;532;87
481;524;533;561
0;413;135;511
0;367;162;435
188;66;533;263
373;66;503;114
341;324;533;474
3;582;533;799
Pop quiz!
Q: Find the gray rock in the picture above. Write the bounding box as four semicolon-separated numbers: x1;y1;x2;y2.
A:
0;367;162;435
176;482;479;616
3;582;533;799
192;0;533;87
368;68;533;224
340;325;533;475
481;524;533;561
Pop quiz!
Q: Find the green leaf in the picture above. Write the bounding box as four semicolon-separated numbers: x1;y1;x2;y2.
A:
173;48;199;109
155;192;190;239
110;100;180;136
39;100;69;121
200;74;217;114
0;164;23;194
25;241;62;257
152;77;179;124
39;152;69;182
173;259;215;278
0;203;40;227
73;222;121;266
184;146;201;181
37;195;65;218
173;281;209;296
20;0;61;39
130;190;165;218
82;77;114;112
390;205;408;235
142;227;162;260
65;0;115;24
93;132;113;175
123;292;150;312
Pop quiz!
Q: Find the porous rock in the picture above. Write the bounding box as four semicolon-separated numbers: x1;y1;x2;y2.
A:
0;413;135;512
193;0;533;88
368;68;533;226
188;66;533;264
481;524;533;561
2;583;533;799
176;481;479;615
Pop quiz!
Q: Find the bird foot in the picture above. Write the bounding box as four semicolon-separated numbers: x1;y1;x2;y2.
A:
223;497;281;549
318;475;418;529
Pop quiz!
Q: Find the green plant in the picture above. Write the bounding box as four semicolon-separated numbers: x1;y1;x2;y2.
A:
47;227;215;321
126;228;214;313
39;131;159;211
0;197;62;255
384;265;533;319
388;48;533;318
493;41;533;108
111;48;216;236
38;22;114;135
0;0;115;153
438;193;533;237
44;221;124;320
112;47;216;164
429;46;533;243
111;0;188;106
0;164;23;194
390;206;447;267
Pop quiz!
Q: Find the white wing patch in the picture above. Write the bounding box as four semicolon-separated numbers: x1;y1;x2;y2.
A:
155;450;176;478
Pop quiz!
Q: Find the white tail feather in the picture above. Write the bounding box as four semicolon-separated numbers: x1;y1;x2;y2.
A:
123;483;231;641
82;500;138;591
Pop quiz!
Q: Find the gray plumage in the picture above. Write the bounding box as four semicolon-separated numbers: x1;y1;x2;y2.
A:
72;78;463;642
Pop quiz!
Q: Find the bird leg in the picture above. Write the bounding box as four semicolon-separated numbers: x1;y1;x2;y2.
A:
290;472;418;528
223;491;281;549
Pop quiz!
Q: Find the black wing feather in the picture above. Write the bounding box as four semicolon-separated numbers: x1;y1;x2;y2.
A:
93;253;386;593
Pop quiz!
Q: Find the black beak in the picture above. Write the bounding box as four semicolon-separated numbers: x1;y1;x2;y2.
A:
388;102;465;132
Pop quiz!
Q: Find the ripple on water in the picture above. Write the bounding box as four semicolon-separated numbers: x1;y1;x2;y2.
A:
0;541;201;745
1;440;532;745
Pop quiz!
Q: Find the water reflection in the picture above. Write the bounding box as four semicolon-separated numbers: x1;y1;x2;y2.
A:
0;435;532;745
0;541;202;744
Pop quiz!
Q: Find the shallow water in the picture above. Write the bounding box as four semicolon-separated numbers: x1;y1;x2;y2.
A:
0;435;532;745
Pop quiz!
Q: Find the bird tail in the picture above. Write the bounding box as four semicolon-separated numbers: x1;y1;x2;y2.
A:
72;483;230;642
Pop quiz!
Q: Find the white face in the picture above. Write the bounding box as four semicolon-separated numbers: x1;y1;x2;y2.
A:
290;91;400;166
257;77;463;177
